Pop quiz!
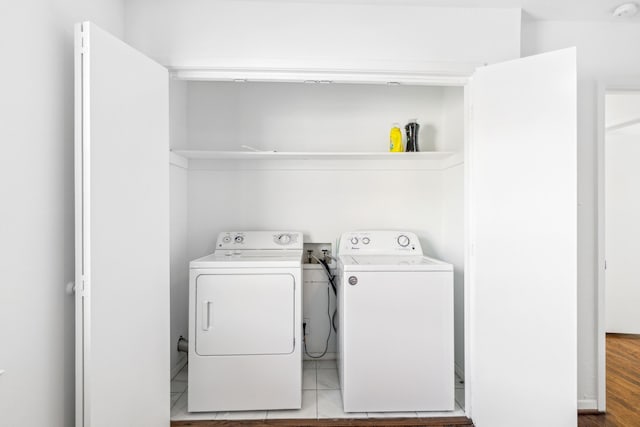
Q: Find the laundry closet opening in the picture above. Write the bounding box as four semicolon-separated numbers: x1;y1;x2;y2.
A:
168;79;467;418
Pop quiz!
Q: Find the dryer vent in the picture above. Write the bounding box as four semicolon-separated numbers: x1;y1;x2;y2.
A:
177;336;188;354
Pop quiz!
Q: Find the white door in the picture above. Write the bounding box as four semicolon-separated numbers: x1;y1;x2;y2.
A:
469;48;577;427
195;273;295;355
605;128;640;334
74;22;169;427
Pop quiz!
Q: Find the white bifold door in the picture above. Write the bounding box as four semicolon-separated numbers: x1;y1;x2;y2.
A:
468;48;577;427
74;22;169;427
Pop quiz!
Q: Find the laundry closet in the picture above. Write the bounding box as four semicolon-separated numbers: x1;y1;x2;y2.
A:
168;78;467;368
74;3;578;427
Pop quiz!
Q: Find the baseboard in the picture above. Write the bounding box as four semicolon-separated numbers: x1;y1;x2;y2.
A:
577;399;598;411
171;354;188;380
578;409;602;415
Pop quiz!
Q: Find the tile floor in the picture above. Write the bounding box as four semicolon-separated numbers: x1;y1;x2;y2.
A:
171;359;466;421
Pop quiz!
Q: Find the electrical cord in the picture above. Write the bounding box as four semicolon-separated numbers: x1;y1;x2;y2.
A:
303;283;332;359
318;257;338;333
314;256;337;296
314;256;338;333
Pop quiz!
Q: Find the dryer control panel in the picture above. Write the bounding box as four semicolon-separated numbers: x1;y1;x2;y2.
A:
338;231;423;255
216;231;303;250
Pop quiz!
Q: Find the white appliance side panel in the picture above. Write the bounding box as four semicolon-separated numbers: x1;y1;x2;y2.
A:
469;48;577;427
195;274;295;355
75;22;169;427
341;271;454;412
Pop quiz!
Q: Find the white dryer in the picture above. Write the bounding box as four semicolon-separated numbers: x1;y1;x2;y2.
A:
188;231;303;412
337;231;454;412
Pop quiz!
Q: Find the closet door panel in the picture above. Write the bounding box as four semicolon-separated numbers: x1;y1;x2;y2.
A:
469;48;577;427
75;21;169;427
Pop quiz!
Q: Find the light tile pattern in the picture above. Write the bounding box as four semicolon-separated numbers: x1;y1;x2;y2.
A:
317;390;367;419
303;368;317;390
170;359;466;421
316;368;339;390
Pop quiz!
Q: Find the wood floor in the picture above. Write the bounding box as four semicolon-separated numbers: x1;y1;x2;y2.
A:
578;334;640;427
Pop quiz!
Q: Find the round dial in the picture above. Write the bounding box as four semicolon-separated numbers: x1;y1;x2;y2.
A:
234;235;244;243
222;236;231;243
278;234;291;244
350;237;359;245
362;237;370;245
397;234;410;247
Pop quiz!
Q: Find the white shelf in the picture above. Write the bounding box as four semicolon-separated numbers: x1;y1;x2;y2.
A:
171;150;457;161
169;150;463;171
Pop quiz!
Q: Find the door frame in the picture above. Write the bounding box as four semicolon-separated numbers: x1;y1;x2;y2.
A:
172;68;475;420
596;80;640;412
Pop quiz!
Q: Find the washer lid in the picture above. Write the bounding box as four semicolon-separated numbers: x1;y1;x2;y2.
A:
340;254;452;272
190;250;303;269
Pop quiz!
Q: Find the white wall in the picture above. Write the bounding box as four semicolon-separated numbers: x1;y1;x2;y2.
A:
187;168;446;258
438;87;465;375
186;82;450;152
170;165;189;374
169;80;190;374
605;132;640;334
170;80;189;150
0;2;124;426
125;0;520;71
439;86;466;152
303;266;338;358
522;20;640;409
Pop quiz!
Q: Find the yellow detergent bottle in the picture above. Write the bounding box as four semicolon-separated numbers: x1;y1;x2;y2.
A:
389;123;403;152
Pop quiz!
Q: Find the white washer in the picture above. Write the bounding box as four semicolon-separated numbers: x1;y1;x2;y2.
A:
188;231;303;412
337;231;454;412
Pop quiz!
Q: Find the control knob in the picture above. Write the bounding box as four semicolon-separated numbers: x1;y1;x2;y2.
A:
362;237;370;245
350;237;359;245
397;234;410;247
277;234;291;244
234;235;244;244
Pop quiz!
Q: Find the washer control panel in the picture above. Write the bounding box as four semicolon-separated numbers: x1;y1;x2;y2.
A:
338;231;422;254
216;231;303;250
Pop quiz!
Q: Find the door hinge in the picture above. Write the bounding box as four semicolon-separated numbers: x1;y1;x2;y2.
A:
81;33;87;55
79;277;89;296
76;25;87;55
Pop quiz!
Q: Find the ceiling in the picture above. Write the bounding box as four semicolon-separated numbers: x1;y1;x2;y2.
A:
294;0;640;22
